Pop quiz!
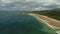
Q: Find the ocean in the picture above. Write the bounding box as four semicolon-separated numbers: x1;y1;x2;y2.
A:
0;11;56;34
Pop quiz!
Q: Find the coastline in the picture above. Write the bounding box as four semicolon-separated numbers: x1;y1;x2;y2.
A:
28;13;60;34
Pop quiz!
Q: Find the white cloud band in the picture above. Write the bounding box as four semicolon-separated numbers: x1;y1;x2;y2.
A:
0;0;60;11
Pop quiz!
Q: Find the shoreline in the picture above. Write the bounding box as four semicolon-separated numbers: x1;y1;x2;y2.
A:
28;13;60;34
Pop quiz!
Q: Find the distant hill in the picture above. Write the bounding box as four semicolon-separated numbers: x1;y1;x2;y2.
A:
0;8;60;20
30;8;60;20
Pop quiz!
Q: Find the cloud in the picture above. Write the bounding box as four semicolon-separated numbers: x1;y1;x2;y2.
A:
33;7;52;11
0;0;60;11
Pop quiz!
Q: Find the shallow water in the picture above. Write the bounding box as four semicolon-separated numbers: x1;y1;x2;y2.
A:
0;12;56;34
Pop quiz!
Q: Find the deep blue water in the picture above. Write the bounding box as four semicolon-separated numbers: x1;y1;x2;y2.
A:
0;14;46;34
0;12;56;34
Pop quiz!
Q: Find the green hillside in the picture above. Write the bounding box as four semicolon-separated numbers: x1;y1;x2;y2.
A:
30;8;60;20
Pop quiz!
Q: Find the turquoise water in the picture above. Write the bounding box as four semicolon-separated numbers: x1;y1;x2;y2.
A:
0;13;56;34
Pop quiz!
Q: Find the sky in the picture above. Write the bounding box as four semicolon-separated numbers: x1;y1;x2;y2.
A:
0;0;60;11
